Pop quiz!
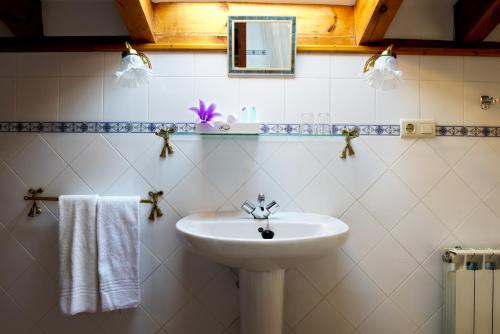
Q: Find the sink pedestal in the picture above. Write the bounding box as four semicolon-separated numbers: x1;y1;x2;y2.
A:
239;269;285;334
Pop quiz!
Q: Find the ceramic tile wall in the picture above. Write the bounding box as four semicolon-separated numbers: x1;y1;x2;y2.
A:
1;52;500;334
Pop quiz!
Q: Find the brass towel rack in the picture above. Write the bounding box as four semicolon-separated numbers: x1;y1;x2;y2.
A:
24;188;164;221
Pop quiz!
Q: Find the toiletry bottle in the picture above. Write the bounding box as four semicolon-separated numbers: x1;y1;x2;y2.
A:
241;106;249;123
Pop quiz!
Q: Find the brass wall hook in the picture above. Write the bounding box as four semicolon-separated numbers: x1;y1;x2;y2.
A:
340;129;359;159
155;127;176;158
147;191;164;221
25;188;43;217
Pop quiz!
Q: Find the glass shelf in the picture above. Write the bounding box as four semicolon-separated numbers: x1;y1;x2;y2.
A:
173;132;347;137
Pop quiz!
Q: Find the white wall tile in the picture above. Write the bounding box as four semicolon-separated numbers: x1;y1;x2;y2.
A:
7;263;58;322
420;81;463;124
10;135;67;189
195;77;239;117
464;57;500;82
340;202;387;263
139;200;181;262
359;300;417;334
0;290;33;334
60;52;104;77
196;269;239;327
198;139;258;197
140;265;191;325
239;78;285;122
165;247;222;294
17;78;59;121
330;54;368;78
149;52;195;77
360;171;418;230
134;140;194;195
0;224;34;289
376;80;419;123
295;54;330;78
283;269;322;327
294;301;353;334
397;55;420;80
104;52;121;77
17;53;59;77
4;52;500;334
392;203;448;263
332;79;375;123
391;267;443;326
423;171;480;230
149;77;195;121
360;235;418;295
194;53;227;77
70;135;128;193
327;267;385;327
164;299;224;334
98;307;160;334
0;53;16;76
464;81;500;125
60;77;103;121
285;78;330;122
454;140;500;198
297;250;354;294
454;203;500;247
420;56;463;81
103;77;147;121
329;139;386;198
263;142;322;196
392;140;449;198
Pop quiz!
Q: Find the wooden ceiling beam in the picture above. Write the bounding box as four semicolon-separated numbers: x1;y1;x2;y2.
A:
114;0;155;43
454;0;500;43
0;0;43;37
2;37;500;57
354;0;403;45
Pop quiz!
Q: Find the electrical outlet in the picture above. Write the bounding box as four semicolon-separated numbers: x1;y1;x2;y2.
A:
400;119;436;138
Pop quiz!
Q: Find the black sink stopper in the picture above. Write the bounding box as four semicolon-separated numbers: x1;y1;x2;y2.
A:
258;227;264;233
261;229;274;239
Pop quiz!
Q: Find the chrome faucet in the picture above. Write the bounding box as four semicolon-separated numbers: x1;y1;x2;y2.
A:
241;193;279;219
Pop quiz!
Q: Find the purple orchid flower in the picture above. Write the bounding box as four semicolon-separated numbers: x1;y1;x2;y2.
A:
189;99;221;124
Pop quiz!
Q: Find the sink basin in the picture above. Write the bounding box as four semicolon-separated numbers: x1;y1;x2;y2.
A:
176;211;349;334
176;211;349;271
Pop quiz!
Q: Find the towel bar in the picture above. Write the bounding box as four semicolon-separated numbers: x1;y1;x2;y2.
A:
24;188;164;221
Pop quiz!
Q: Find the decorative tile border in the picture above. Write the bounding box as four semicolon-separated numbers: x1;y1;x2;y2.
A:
0;122;500;137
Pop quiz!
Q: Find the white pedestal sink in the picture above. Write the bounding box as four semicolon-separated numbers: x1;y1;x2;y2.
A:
176;211;349;334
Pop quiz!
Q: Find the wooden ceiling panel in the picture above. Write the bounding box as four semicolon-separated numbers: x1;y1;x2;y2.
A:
0;0;43;37
455;0;500;43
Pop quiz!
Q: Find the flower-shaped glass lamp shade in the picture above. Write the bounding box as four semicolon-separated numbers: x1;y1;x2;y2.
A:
115;42;153;88
362;45;403;91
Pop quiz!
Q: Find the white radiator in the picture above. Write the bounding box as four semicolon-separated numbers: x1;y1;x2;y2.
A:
443;248;500;334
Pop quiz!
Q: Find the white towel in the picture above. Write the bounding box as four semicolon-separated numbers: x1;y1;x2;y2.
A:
97;196;140;312
59;195;99;315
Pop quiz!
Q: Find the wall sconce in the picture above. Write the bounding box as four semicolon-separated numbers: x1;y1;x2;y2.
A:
362;44;403;91
480;95;499;110
115;42;152;88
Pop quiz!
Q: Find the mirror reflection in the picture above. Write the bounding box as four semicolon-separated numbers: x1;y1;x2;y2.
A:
228;17;296;76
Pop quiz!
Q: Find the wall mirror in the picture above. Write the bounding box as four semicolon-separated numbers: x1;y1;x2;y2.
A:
228;16;296;76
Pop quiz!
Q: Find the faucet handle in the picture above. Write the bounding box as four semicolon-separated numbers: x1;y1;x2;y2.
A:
241;201;256;214
266;200;279;214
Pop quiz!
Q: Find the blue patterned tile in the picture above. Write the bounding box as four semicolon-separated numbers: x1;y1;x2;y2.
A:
0;121;498;137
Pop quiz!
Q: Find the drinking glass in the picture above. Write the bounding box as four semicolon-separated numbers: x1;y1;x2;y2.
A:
300;113;315;134
316;113;331;135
